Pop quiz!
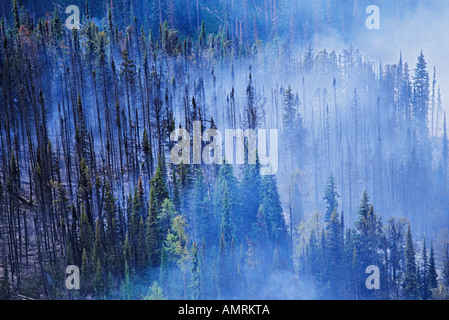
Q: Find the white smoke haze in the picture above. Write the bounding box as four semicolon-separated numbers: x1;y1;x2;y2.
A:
353;1;449;117
0;0;448;301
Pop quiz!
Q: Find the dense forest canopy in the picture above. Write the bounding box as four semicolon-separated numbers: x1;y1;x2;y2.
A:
0;0;448;300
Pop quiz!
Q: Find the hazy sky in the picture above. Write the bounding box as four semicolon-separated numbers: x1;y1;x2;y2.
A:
355;2;449;125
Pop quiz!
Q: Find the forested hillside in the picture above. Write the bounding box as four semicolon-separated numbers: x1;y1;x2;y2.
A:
0;0;448;300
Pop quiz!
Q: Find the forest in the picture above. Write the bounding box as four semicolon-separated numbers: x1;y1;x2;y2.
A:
0;0;448;300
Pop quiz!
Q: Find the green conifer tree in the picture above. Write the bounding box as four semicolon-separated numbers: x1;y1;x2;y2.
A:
147;188;161;267
191;243;201;300
94;258;104;298
193;170;211;244
323;174;339;223
402;224;420;300
428;242;438;298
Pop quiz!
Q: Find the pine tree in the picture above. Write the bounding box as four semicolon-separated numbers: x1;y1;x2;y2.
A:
103;181;120;274
386;217;407;300
51;7;63;44
307;229;321;287
94;258;104;298
123;234;132;275
240;153;261;240
261;175;287;247
428;242;438;297
166;214;190;299
81;248;90;295
75;95;91;162
147;188;161;268
412;51;430;132
172;168;181;211
11;0;20;35
142;129;152;177
282;85;306;169
133;176;146;217
159;198;177;244
324;209;344;298
136;216;148;272
151;161;169;214
190;243;201;300
421;238;430;300
159;245;168;295
143;281;167;300
193;170;212;245
353;191;383;299
323;174;339;223
220;182;233;247
78;156;93;229
92;220;103;271
214;163;239;242
218;231;229;298
199;20;206;48
122;259;132;299
79;205;94;257
253;205;270;269
402;224;420;300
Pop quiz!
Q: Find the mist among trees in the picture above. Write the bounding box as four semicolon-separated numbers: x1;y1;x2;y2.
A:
0;0;448;300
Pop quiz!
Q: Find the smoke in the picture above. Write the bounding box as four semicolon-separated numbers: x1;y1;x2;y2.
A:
352;1;449;116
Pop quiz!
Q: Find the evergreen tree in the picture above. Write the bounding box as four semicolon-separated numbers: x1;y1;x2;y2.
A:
51;7;63;44
354;191;383;299
421;238;430;300
240;153;261;240
386;217;407;300
214;163;239;242
323;174;339;223
199;20;206;48
261;175;287;249
147;187;161;268
151;161;169;214
122;259;132;299
142;129;152;177
190;243;201;300
11;0;20;35
92;220;104;271
220;182;234;248
75;96;91;163
143;281;167;300
428;242;438;297
0;0;447;301
282;85;306;169
193;170;212;245
306;229;322;292
253;205;270;271
159;246;168;295
159;198;177;245
79;205;94;257
412;51;430;131
103;181;120;274
123;234;133;275
324;209;344;298
132;176;146;217
136;216;148;272
94;258;104;298
81;248;90;295
402;224;420;300
172;168;181;211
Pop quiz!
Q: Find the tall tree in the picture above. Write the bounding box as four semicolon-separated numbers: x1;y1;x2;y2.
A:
323;174;339;223
412;51;430;133
402;224;420;300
